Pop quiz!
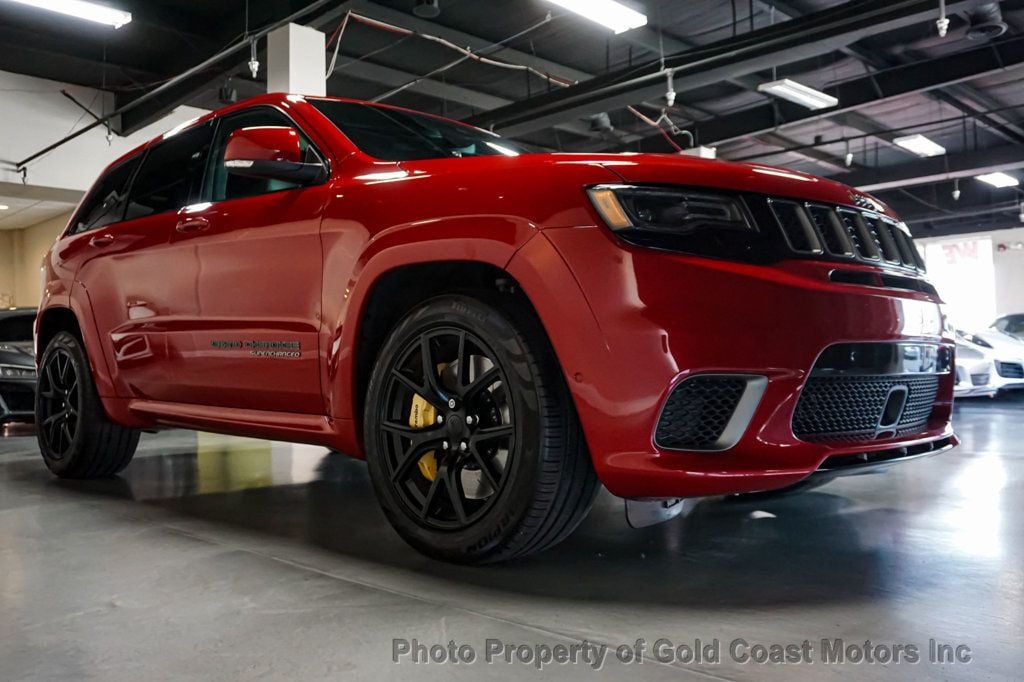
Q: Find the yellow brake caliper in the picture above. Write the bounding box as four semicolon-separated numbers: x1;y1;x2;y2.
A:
409;393;438;481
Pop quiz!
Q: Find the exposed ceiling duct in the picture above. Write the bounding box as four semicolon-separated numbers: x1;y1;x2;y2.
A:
966;2;1007;40
412;0;440;19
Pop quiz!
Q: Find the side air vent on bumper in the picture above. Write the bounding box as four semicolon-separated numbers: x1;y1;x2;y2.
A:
655;375;767;451
792;343;949;442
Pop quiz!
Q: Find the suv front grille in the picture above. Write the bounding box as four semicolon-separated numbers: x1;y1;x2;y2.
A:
996;361;1024;379
767;199;925;273
793;375;939;441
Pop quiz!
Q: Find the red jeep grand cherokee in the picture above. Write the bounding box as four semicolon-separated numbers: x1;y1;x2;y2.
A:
35;93;955;563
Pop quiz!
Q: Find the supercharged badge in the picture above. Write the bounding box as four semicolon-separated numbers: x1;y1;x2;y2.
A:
211;340;302;358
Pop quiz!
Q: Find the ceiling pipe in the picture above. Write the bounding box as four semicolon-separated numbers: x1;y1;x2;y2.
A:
12;0;348;170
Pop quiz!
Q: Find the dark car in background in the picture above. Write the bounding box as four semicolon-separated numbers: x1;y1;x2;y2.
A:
0;308;37;424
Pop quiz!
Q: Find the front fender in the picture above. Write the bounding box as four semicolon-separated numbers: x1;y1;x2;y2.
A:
321;214;537;454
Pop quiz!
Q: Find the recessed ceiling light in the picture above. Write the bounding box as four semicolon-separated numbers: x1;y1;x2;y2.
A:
893;134;946;157
545;0;647;34
6;0;132;29
976;172;1019;188
757;78;838;110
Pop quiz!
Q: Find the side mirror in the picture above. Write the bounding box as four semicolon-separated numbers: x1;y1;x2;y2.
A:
224;126;326;184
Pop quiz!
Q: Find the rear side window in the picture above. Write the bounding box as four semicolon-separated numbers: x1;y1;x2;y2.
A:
124;122;214;221
72;156;141;233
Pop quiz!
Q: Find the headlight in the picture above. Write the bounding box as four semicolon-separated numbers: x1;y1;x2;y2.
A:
0;364;35;379
586;184;778;263
967;334;993;349
587;185;754;234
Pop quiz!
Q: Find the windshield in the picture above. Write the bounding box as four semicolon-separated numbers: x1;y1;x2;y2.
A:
310;99;527;161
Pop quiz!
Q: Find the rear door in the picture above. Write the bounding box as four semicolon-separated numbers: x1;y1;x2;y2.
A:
71;121;215;401
156;106;328;414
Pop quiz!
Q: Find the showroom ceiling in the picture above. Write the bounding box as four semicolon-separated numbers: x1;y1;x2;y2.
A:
1;0;1023;237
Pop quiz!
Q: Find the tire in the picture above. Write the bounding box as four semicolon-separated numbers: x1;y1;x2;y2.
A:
364;293;599;564
36;331;140;479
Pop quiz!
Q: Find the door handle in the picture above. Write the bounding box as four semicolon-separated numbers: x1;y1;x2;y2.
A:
88;234;115;247
175;217;210;233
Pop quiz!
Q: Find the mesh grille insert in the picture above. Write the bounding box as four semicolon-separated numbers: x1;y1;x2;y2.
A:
808;204;853;256
655;376;747;450
792;375;939;441
862;214;902;263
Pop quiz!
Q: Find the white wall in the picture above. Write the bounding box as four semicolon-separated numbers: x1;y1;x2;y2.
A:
916;227;1024;324
0;70;208;192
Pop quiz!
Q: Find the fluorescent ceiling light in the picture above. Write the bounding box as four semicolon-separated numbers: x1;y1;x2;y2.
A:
757;78;838;110
545;0;647;34
976;172;1019;188
7;0;132;28
0;205;9;210
893;134;946;157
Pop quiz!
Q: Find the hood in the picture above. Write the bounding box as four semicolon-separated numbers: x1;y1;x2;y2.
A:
394;152;894;217
968;329;1024;359
583;153;893;218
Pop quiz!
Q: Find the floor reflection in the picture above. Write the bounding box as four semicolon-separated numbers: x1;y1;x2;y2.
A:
3;390;1020;614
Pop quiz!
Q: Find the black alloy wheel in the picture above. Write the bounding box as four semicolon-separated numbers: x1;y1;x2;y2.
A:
37;347;80;459
364;294;600;564
36;331;139;478
378;327;515;530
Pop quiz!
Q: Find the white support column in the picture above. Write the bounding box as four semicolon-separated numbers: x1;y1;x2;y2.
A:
266;23;326;96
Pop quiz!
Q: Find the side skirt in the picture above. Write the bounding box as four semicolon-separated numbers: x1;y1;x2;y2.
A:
127;399;353;452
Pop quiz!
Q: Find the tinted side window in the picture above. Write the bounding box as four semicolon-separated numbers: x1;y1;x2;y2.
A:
209;108;316;203
124;122;214;220
73;156;141;233
310;99;526;161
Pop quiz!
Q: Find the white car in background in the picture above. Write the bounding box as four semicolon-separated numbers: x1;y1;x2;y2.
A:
957;329;1024;393
992;314;1024;342
953;338;998;399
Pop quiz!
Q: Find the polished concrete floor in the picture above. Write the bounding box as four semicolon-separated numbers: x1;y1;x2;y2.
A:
2;395;1022;681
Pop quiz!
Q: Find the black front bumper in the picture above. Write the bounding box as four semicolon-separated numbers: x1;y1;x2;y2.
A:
0;379;36;423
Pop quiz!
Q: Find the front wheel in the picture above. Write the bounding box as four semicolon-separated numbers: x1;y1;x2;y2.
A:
36;331;140;478
364;294;599;564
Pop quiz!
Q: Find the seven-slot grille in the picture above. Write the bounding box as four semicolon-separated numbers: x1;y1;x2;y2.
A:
768;199;925;272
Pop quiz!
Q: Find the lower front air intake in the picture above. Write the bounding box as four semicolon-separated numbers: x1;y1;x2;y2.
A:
655;375;767;451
